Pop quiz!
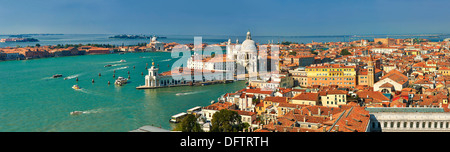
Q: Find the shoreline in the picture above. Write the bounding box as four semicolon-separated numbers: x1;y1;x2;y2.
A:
0;51;173;63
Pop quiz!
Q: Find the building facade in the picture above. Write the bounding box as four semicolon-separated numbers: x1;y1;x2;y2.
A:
306;64;357;88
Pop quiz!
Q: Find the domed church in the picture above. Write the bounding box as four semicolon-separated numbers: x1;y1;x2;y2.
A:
227;30;259;75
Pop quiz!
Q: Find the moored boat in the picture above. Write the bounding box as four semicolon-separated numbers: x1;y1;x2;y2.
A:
170;112;188;123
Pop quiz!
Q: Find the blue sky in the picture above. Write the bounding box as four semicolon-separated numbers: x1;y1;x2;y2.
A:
0;0;449;36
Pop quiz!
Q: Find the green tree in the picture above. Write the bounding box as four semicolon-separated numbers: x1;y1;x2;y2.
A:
174;114;203;132
210;109;242;132
35;43;41;47
340;49;351;56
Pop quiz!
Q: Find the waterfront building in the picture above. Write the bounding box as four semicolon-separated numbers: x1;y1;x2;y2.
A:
146;36;164;51
141;61;229;89
226;30;259;75
305;63;357;89
86;47;112;54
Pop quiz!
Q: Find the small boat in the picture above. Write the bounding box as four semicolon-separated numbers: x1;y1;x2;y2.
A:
104;64;112;67
114;77;128;86
70;111;83;115
72;85;80;90
176;93;188;96
119;60;126;62
53;74;63;78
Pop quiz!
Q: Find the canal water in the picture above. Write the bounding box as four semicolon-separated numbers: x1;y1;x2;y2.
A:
0;52;246;131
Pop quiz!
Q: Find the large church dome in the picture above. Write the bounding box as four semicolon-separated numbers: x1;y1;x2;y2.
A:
241;31;257;53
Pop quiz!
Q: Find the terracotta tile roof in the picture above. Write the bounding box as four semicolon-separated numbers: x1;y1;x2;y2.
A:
356;91;390;103
291;93;319;101
264;96;288;103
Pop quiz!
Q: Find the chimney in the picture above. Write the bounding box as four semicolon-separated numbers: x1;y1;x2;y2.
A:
318;107;321;116
303;117;306;122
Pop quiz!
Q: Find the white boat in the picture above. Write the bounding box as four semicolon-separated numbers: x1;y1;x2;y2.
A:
115;77;128;86
170;112;188;123
187;106;202;115
70;111;83;115
72;85;80;90
119;60;126;62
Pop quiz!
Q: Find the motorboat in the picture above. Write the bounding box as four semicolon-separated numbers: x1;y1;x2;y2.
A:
72;85;81;90
115;77;128;86
119;60;126;62
104;64;112;67
53;74;62;78
70;111;83;115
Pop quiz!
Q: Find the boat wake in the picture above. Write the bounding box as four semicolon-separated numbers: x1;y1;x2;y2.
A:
161;59;172;62
108;66;129;72
70;108;103;116
111;63;125;67
41;77;53;80
175;91;207;96
64;74;81;80
70;107;124;116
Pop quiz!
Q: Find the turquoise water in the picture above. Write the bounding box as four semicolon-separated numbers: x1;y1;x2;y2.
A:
0;52;245;132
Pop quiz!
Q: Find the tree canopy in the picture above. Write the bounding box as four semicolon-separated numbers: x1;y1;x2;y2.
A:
340;49;352;56
174;114;203;132
210;109;244;132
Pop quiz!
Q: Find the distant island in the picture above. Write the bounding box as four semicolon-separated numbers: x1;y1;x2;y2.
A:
4;34;63;38
0;38;39;43
109;34;166;39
